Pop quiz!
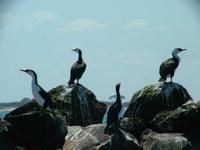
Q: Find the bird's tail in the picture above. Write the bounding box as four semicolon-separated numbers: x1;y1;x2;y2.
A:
68;79;74;86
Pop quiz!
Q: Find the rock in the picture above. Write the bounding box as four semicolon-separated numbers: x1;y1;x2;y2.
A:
141;129;193;150
124;82;191;122
63;124;111;150
6;84;107;127
63;124;141;150
119;117;146;139
99;128;142;150
150;101;200;134
4;111;68;150
49;84;107;126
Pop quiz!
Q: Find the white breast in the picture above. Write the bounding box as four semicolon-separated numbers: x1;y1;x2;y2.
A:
32;82;45;107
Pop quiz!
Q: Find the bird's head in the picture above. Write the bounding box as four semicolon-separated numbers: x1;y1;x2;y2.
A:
20;69;37;78
116;82;121;91
72;48;82;54
173;48;187;54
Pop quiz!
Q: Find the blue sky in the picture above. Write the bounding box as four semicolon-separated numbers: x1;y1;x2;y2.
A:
0;0;200;102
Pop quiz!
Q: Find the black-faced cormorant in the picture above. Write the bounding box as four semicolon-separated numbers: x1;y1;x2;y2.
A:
68;48;86;86
20;69;55;115
159;48;186;82
104;83;122;133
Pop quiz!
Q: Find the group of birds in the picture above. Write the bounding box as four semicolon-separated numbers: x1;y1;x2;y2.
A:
20;47;186;132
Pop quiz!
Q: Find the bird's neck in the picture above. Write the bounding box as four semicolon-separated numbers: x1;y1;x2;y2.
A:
172;51;180;63
78;52;83;63
31;75;38;86
116;87;121;103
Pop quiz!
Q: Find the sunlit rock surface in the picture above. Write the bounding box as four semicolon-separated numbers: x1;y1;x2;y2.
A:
63;124;110;150
63;124;141;150
124;82;192;122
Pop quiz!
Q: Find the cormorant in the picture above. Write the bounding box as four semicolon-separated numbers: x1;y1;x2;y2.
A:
159;48;186;82
20;69;55;115
68;48;86;86
104;83;122;134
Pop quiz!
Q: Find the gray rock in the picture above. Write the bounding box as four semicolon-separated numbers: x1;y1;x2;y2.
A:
63;124;111;150
141;129;193;150
124;82;191;122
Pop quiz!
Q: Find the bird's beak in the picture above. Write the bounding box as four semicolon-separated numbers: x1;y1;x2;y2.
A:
182;49;187;51
71;49;75;52
20;69;25;72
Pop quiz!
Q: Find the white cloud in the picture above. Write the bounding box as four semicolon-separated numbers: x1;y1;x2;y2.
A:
61;18;110;33
122;19;148;30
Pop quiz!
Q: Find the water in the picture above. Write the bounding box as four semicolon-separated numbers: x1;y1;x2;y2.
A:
0;111;9;118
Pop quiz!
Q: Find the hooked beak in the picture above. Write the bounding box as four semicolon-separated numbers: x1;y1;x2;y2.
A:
20;69;25;72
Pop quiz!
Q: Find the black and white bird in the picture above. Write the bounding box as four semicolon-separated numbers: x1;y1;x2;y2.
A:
159;48;186;82
68;48;86;86
104;83;122;133
20;69;55;115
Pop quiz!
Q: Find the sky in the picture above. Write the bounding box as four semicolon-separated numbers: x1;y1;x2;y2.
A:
0;0;200;102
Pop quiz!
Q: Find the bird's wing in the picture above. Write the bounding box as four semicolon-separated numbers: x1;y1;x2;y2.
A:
70;62;80;79
159;58;177;75
70;62;86;79
38;86;52;103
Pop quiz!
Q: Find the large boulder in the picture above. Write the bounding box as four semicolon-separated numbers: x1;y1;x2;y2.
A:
4;111;68;150
124;82;192;122
49;84;107;126
63;124;141;150
150;101;200;134
141;129;193;150
6;84;107;127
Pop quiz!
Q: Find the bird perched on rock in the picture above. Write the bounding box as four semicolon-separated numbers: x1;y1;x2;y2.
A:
159;48;186;82
104;83;122;134
68;48;86;86
20;69;55;116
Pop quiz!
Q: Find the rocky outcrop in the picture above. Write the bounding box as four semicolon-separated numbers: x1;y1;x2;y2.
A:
6;84;107;127
150;101;200;134
141;129;193;150
4;111;68;150
49;84;107;126
124;82;191;122
63;124;141;150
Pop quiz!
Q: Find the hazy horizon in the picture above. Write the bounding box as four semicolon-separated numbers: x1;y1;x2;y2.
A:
0;0;200;102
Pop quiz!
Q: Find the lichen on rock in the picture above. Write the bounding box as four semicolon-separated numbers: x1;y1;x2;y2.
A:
124;82;192;122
